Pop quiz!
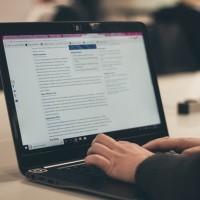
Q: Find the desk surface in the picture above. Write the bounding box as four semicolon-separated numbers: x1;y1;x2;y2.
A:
1;72;200;199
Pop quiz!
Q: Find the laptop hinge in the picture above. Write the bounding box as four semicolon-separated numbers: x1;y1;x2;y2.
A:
44;159;84;169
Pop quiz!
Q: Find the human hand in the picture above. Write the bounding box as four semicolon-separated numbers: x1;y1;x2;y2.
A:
85;133;154;183
143;137;200;155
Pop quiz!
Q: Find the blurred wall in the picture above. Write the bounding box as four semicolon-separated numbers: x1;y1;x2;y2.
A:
0;0;33;22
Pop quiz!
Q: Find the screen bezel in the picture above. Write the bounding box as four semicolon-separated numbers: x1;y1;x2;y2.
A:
0;22;168;173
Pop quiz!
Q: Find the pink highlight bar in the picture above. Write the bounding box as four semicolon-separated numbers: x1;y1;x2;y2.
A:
99;32;142;37
2;32;142;40
3;34;87;39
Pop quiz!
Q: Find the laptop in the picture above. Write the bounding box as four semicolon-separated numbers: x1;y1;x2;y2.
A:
0;22;168;200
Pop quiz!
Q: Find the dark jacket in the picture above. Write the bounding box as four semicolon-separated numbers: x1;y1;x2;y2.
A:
136;153;200;200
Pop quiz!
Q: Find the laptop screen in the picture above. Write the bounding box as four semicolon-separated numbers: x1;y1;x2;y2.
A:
2;32;161;151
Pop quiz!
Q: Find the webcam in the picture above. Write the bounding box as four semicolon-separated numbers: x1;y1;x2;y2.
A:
73;24;83;32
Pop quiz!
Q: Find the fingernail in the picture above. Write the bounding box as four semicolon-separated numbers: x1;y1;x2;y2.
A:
92;138;96;144
87;147;91;155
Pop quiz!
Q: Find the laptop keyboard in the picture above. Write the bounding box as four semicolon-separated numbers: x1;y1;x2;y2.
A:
58;163;109;179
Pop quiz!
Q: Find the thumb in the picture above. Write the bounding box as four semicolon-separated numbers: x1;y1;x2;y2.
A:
182;146;200;156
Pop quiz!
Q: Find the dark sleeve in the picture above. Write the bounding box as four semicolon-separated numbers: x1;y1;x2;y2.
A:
135;154;200;200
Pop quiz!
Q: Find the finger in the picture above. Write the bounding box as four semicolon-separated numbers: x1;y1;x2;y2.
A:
92;133;118;150
118;141;135;150
143;137;172;151
143;137;200;153
182;146;200;156
143;137;183;152
85;154;110;173
87;142;114;160
118;141;131;145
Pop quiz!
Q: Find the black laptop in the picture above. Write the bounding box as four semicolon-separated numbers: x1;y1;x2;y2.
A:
0;22;168;200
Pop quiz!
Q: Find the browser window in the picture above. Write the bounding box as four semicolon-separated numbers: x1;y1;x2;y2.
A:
3;32;160;150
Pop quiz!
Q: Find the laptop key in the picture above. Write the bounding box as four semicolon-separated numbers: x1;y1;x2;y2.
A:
59;164;109;179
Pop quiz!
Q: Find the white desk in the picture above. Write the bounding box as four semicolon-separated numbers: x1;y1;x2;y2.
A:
158;72;200;138
1;72;200;200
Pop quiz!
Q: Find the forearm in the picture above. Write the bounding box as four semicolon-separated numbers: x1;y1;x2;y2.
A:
135;154;200;200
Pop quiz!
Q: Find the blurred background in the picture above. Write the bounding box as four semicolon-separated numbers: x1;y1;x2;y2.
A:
0;0;178;22
0;0;200;89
